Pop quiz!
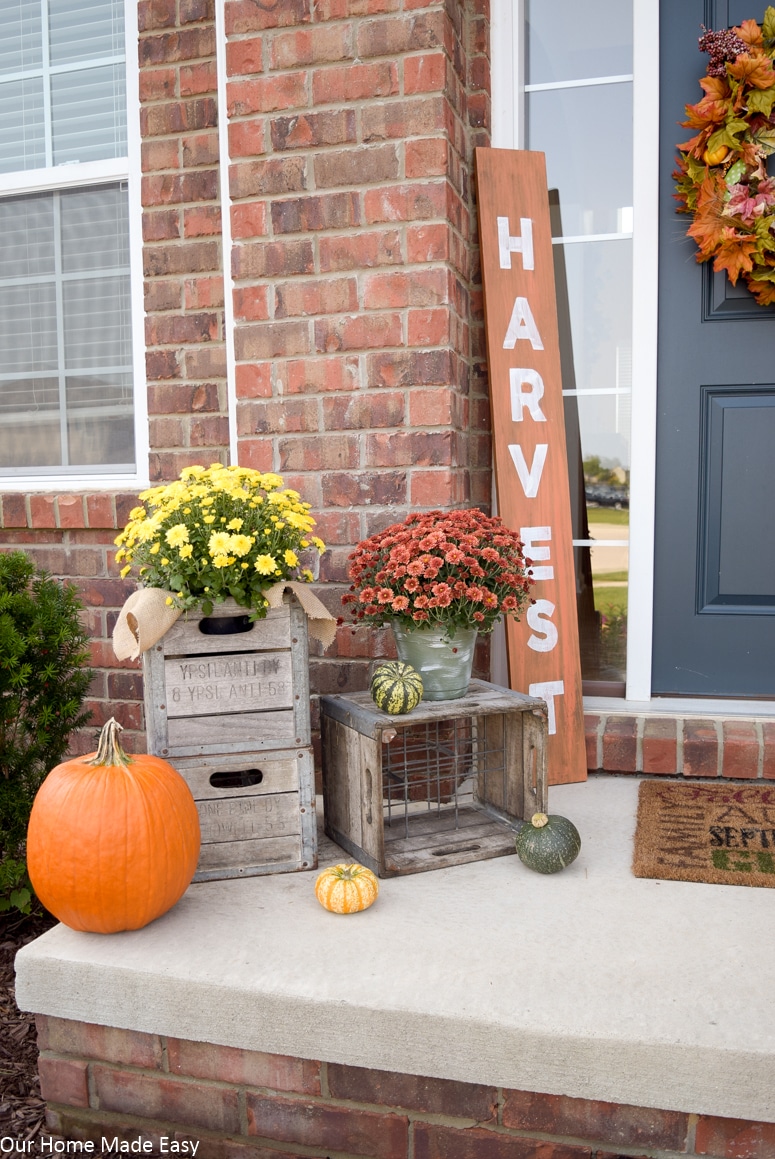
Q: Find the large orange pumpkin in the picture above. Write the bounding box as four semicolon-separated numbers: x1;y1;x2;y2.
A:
27;718;201;934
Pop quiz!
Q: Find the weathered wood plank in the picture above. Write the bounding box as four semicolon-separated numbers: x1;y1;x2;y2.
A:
197;791;301;845
165;651;293;718
167;710;295;753
162;602;291;656
195;833;302;877
172;754;300;801
320;680;546;739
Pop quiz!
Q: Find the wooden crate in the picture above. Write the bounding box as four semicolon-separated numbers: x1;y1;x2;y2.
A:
174;748;316;882
321;679;548;877
143;596;310;760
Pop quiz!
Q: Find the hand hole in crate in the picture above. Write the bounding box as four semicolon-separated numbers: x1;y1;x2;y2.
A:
381;715;512;843
209;768;263;789
198;614;254;636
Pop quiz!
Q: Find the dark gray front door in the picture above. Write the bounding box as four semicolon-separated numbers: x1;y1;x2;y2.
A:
653;0;775;696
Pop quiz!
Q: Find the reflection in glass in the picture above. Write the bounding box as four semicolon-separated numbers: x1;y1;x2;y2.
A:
527;0;634;691
526;0;632;85
527;85;633;237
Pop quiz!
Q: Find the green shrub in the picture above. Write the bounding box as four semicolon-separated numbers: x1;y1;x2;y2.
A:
0;551;93;868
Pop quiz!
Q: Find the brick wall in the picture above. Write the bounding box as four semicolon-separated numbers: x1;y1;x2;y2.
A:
36;1016;775;1158
224;0;493;694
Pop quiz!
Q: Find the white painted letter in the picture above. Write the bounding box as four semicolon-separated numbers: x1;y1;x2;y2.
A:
527;600;558;652
528;680;565;735
510;368;547;423
497;216;534;270
520;526;554;581
508;443;548;498
503;297;544;350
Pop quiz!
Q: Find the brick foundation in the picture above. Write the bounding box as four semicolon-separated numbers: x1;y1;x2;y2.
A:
585;713;775;781
35;1016;775;1158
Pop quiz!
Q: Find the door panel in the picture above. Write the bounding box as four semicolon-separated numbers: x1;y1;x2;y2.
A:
653;0;775;695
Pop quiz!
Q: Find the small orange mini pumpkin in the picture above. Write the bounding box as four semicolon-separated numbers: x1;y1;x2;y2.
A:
27;718;201;934
315;863;379;914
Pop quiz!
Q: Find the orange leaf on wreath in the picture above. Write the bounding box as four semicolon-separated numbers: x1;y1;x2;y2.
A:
735;19;764;49
683;96;731;130
686;171;730;256
699;75;732;100
728;52;775;89
712;234;758;283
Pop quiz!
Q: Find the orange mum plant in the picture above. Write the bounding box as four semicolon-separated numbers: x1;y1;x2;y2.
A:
674;9;775;304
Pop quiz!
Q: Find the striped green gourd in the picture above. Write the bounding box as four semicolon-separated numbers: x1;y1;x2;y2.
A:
514;813;581;874
370;661;423;715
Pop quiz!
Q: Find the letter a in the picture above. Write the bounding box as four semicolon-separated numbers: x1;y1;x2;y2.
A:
508;443;548;498
503;297;544;351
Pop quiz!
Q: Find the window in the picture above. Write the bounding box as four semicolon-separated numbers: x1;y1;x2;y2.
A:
524;0;633;691
0;0;139;480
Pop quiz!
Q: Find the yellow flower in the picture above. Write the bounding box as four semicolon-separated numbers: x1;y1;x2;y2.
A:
179;544;193;559
254;554;278;575
149;542;160;555
161;557;170;566
165;596;174;606
115;547;125;562
165;523;190;548
302;569;314;582
229;534;253;557
312;536;326;553
120;564;132;578
227;518;243;531
284;549;298;567
208;531;232;556
203;515;216;524
212;554;232;569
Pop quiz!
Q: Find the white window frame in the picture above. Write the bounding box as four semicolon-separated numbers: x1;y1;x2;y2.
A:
491;0;775;715
0;0;148;492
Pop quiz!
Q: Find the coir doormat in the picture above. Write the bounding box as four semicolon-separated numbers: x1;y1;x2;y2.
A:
633;780;775;888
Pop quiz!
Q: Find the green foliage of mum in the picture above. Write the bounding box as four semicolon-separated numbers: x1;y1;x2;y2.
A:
0;551;93;864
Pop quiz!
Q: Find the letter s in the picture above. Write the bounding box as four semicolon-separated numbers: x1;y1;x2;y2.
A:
527;599;558;652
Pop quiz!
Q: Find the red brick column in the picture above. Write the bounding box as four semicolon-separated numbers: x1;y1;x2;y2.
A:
140;0;230;480
225;0;492;691
36;1015;775;1158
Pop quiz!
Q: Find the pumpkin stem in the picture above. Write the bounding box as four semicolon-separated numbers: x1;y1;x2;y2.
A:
531;812;549;828
86;718;132;769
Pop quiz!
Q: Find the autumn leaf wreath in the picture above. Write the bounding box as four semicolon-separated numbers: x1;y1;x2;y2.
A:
674;8;775;304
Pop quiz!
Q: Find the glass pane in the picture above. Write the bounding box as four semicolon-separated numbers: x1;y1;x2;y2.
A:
554;238;632;396
63;275;133;369
61;185;129;271
527;84;632;237
0;194;54;277
0;77;45;172
0;185;134;474
0;0;42;75
49;0;124;66
0;283;58;372
0;415;61;468
526;0;632;85
51;64;126;164
67;373;134;467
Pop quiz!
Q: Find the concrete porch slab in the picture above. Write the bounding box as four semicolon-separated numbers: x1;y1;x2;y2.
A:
15;776;775;1124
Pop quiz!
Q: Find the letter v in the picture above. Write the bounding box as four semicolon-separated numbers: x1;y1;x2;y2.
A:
508;444;548;498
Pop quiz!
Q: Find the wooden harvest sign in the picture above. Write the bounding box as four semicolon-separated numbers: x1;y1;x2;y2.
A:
475;147;586;785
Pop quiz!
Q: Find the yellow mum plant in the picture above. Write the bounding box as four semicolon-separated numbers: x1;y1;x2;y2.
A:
114;464;325;616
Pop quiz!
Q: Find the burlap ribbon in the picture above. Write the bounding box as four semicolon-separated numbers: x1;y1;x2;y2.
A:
113;583;336;661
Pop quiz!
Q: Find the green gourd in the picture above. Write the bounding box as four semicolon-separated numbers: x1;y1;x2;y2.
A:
515;812;581;874
370;661;423;715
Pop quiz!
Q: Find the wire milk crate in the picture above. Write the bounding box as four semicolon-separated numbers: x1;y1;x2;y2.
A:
321;680;548;876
